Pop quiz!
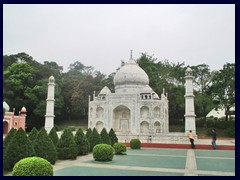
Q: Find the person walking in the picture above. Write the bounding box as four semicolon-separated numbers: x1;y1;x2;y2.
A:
188;130;195;149
212;129;217;149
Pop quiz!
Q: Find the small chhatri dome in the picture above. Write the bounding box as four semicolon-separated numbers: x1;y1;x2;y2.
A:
99;86;111;95
49;75;55;83
20;106;27;113
3;101;10;112
186;67;192;72
152;91;160;99
141;85;153;93
113;58;149;87
185;67;193;76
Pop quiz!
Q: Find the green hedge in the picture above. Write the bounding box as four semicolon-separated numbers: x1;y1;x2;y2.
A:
130;139;141;149
12;157;53;176
93;144;114;161
226;127;235;138
113;143;127;155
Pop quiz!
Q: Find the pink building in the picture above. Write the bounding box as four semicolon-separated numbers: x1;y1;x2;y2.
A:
3;101;27;135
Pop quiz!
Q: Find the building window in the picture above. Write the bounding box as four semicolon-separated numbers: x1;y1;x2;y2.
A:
15;122;18;126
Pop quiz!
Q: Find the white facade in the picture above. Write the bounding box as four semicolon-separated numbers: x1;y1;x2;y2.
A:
45;76;55;133
88;58;169;141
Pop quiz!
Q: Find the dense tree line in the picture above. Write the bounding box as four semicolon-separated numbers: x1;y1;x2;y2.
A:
3;52;235;131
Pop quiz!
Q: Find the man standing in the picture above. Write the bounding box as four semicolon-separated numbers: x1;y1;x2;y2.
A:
212;129;217;149
189;130;195;149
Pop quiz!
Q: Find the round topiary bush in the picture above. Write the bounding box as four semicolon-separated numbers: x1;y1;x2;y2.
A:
130;139;141;149
113;143;127;155
93;144;114;161
12;157;53;176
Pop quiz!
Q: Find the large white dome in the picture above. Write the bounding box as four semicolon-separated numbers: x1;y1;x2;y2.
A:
113;58;149;87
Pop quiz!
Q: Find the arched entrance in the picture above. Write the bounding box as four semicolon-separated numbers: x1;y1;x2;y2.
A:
96;107;104;119
3;121;9;134
96;121;104;133
113;105;130;132
140;121;149;133
154;121;161;133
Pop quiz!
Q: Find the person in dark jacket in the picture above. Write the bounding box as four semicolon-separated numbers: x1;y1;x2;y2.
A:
212;129;217;149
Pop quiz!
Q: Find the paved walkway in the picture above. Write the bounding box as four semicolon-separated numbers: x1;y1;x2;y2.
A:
53;148;235;176
4;139;235;176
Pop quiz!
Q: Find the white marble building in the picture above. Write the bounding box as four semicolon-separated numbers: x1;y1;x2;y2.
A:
88;58;169;142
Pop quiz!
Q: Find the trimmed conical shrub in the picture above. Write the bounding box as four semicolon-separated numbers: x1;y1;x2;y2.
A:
3;128;35;171
3;128;16;155
34;128;57;165
3;128;17;169
109;128;118;146
56;128;78;160
49;127;59;147
74;128;90;155
89;128;102;152
100;128;111;145
85;128;92;142
28;127;38;143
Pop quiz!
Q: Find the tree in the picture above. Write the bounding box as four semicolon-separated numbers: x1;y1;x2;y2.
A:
34;128;57;165
89;128;102;152
28;127;38;143
71;75;95;115
109;128;118;146
74;128;90;155
48;127;59;147
137;53;186;122
191;64;213;119
3;62;34;112
3;128;35;171
100;128;111;145
56;128;78;160
211;63;235;121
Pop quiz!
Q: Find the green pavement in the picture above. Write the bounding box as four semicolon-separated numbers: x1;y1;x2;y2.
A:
53;148;235;176
54;166;183;176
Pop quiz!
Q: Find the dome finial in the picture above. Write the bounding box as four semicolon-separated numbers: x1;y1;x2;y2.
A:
130;50;133;59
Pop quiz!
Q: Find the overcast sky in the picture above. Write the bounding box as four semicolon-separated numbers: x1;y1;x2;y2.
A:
3;4;235;75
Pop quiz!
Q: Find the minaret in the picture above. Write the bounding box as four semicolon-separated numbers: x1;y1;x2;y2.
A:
184;67;196;135
45;75;55;133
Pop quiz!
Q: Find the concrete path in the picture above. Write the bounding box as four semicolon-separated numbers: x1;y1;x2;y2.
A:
53;148;235;176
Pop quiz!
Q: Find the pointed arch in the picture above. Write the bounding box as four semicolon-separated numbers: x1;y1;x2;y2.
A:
3;121;9;134
96;107;104;119
113;105;130;132
140;106;150;118
154;107;160;118
96;121;104;133
154;121;161;133
140;121;149;133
